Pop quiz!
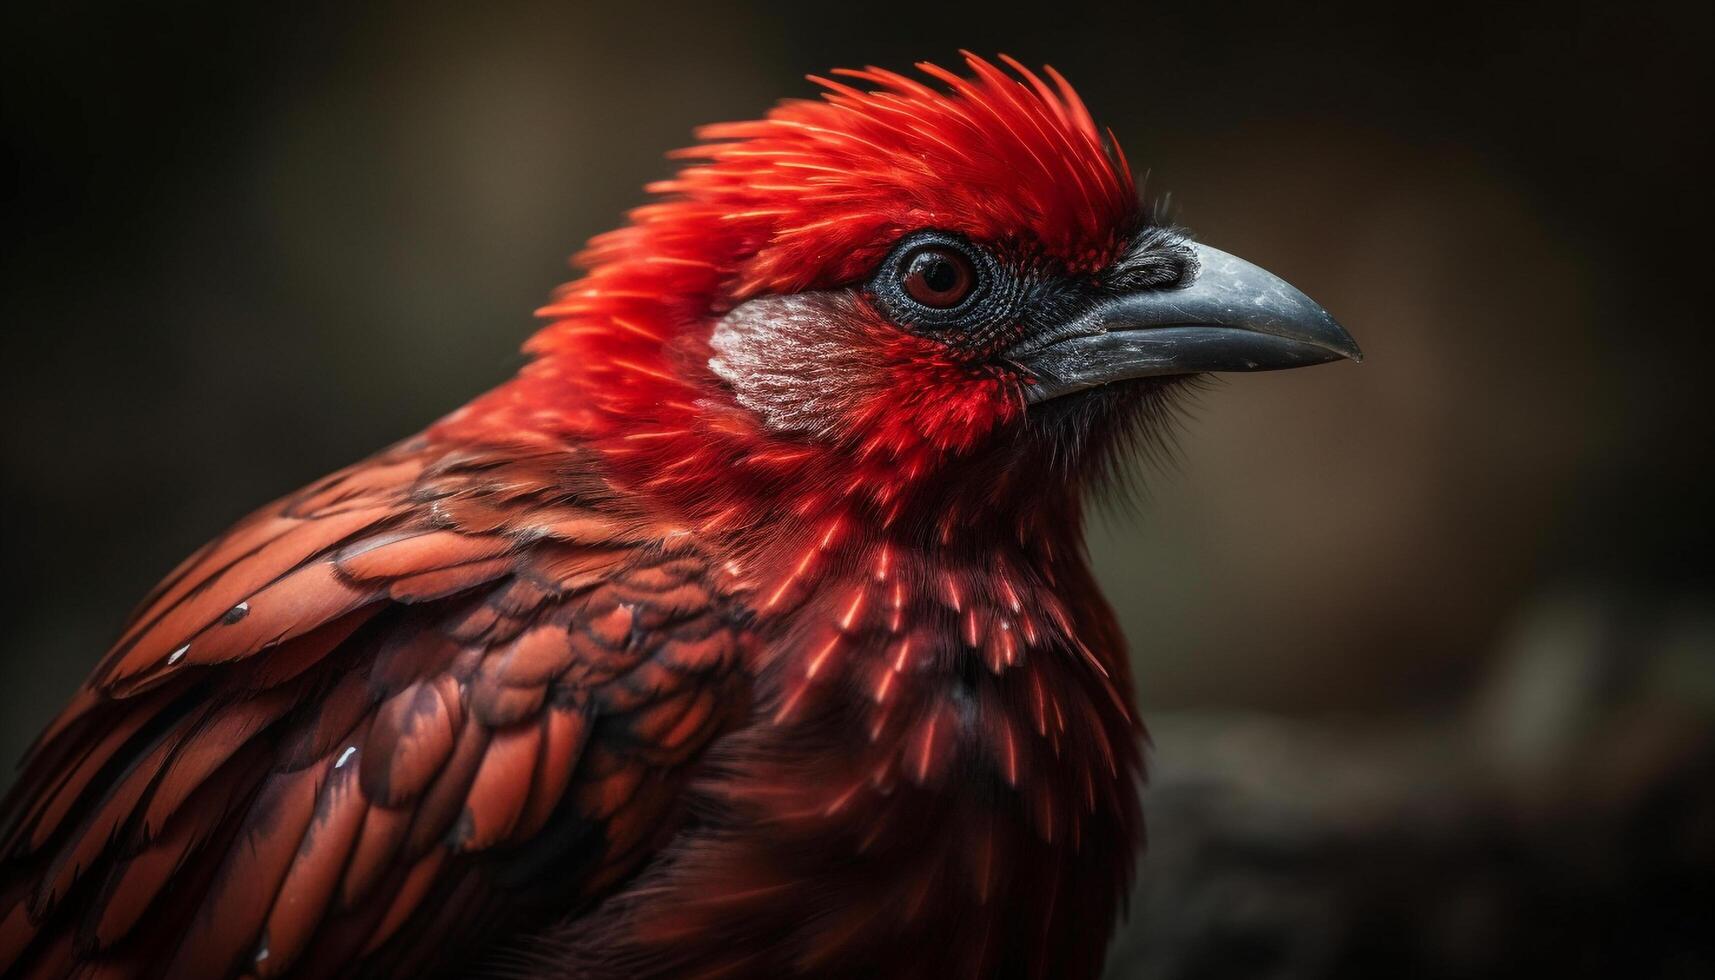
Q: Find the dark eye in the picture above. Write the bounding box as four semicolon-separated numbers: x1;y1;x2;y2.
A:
868;231;1005;338
900;246;976;308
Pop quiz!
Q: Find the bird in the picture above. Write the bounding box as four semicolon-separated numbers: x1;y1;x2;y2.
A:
0;54;1359;979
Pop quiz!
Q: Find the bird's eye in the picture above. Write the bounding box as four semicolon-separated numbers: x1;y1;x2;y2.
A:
869;232;1002;337
899;246;976;309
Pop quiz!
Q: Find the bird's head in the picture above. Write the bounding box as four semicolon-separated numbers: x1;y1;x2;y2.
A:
501;55;1358;534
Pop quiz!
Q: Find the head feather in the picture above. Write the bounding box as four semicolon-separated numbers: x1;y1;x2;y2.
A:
547;53;1137;324
486;56;1142;524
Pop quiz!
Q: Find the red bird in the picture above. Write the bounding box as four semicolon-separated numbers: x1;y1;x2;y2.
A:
0;55;1358;979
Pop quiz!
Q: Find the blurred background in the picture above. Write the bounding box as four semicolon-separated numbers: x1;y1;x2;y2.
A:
2;0;1711;976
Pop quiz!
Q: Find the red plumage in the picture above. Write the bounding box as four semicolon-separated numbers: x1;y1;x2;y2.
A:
1;52;1358;979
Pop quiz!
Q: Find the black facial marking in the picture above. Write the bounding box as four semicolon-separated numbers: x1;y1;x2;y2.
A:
1098;226;1198;293
866;225;1197;360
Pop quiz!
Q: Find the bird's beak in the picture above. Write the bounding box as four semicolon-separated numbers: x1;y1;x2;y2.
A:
1017;242;1362;403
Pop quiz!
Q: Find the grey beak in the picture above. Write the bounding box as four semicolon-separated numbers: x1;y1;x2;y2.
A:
1017;242;1362;403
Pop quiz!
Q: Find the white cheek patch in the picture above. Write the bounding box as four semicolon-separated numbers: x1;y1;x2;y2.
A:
708;293;870;439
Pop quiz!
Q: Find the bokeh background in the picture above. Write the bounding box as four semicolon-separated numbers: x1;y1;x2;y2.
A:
3;1;1711;976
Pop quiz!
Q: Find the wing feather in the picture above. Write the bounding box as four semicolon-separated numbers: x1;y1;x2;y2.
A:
0;440;749;977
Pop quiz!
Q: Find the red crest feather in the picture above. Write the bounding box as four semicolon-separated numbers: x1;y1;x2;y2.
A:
562;53;1136;302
